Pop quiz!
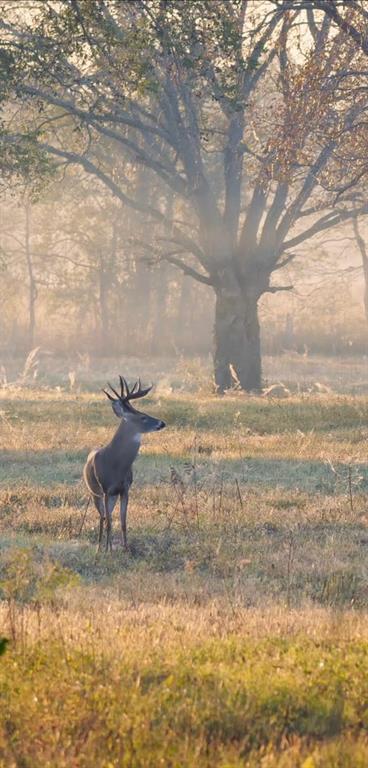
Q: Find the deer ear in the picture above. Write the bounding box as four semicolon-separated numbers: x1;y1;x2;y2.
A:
112;400;124;418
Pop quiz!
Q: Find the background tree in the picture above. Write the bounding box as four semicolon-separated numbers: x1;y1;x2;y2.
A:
2;1;368;388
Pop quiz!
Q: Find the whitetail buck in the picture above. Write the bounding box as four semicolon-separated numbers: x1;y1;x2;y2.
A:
83;376;165;552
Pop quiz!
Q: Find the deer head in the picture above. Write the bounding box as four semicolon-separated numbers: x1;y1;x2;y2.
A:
103;376;165;433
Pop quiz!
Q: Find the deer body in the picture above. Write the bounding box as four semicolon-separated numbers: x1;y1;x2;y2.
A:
83;376;165;551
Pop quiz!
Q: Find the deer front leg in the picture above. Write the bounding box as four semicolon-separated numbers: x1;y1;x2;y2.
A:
104;494;118;553
119;490;129;550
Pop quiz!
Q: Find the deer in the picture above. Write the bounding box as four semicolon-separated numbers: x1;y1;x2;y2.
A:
83;376;165;552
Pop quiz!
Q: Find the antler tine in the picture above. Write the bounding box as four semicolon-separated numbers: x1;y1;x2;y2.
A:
119;375;126;400
102;388;116;402
107;381;121;400
126;379;153;400
121;376;130;400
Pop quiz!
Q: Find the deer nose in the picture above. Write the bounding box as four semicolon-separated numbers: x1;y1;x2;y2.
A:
157;420;166;430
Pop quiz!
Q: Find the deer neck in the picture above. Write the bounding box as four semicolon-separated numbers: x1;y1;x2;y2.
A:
108;418;141;462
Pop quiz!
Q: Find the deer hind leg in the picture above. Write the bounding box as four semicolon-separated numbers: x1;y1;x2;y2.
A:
104;494;118;553
119;489;129;550
93;496;104;553
98;511;104;552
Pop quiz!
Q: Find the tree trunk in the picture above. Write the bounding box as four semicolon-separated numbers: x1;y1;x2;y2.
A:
175;273;192;349
353;218;368;326
98;256;108;350
127;166;154;354
25;202;37;350
150;261;169;354
214;290;261;393
98;219;117;352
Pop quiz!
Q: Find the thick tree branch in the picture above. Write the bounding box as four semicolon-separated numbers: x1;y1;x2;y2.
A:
239;185;268;254
274;252;296;270
260;182;289;251
162;254;213;285
313;0;368;56
37;141;169;223
157;234;209;271
223;112;245;245
132;234;213;285
265;284;293;293
21;85;187;197
276;144;335;244
283;204;368;250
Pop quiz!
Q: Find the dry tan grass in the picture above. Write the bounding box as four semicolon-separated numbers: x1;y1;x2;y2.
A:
1;594;368;657
1;374;368;765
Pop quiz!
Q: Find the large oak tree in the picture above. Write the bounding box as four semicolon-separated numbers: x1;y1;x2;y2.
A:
2;0;368;389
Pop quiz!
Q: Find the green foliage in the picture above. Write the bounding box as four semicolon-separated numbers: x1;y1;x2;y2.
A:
1;0;264;151
0;129;53;193
0;636;367;765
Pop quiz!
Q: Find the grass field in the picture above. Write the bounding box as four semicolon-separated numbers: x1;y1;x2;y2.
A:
1;356;368;766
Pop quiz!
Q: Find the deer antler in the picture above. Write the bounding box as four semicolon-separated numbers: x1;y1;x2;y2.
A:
119;375;127;399
102;388;115;402
102;381;121;401
107;381;121;400
103;376;152;403
125;378;152;400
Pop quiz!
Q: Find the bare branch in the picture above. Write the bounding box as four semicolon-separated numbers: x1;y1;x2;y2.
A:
283;204;368;251
265;284;293;293
37;141;169;224
21;85;187;196
274;252;296;270
157;234;208;270
161;254;213;285
276;144;335;244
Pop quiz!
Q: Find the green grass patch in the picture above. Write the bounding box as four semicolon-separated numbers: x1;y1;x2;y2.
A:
0;635;367;766
2;391;368;434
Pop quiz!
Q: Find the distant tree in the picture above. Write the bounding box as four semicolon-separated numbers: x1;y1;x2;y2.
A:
0;167;177;355
2;1;368;388
352;217;368;325
0;198;40;349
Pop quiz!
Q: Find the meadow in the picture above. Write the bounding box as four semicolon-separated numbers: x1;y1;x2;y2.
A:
0;355;368;767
